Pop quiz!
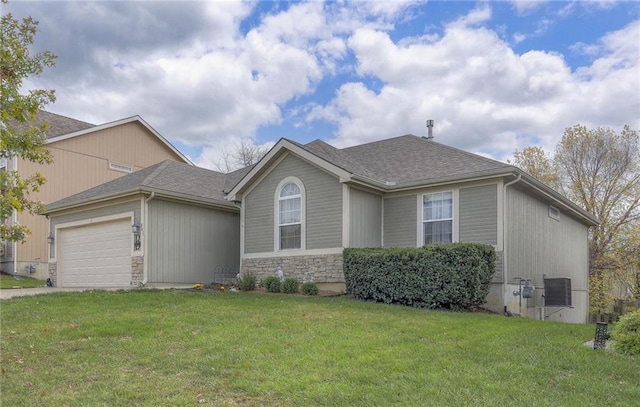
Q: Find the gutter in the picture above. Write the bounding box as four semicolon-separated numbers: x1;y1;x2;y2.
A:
502;174;521;314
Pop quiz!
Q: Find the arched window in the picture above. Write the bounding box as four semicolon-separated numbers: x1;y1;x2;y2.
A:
277;180;303;250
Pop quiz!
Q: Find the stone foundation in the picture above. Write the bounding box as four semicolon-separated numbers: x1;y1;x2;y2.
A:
241;253;344;285
48;262;57;287
131;256;144;287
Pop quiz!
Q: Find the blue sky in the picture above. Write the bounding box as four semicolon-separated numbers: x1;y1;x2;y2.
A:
7;0;640;170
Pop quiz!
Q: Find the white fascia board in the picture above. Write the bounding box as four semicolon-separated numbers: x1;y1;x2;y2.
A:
226;138;353;201
46;116;193;165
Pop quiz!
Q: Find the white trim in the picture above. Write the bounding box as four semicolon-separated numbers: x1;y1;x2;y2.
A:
46;116;193;165
342;184;350;247
243;152;289;199
274;176;306;252
52;212;135;261
418;189;456;246
242;247;343;259
227;138;352;201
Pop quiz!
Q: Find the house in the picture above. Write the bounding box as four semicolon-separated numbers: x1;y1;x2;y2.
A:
0;111;192;280
227;135;598;323
44;133;598;323
44;160;242;287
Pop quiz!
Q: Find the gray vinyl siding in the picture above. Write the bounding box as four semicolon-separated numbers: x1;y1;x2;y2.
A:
505;186;588;290
147;199;240;283
50;200;141;228
383;195;417;247
349;188;382;247
459;184;498;244
244;154;342;253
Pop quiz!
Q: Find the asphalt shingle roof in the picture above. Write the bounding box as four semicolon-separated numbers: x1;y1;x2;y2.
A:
47;160;232;211
11;110;96;138
300;134;512;187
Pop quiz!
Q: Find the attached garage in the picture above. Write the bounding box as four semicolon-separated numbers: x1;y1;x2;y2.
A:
45;160;241;288
58;218;132;287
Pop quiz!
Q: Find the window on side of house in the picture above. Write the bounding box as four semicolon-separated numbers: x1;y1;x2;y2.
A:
423;191;453;244
278;181;302;250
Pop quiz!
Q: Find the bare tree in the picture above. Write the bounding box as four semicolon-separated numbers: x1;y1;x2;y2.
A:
512;124;640;313
214;138;268;173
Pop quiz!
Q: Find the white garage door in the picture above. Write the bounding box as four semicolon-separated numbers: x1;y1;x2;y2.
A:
58;219;132;287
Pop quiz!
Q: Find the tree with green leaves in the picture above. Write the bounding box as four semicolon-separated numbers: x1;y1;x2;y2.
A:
513;125;640;313
1;1;57;242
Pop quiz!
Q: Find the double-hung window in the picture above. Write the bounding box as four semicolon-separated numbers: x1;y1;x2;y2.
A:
278;182;302;250
423;191;453;244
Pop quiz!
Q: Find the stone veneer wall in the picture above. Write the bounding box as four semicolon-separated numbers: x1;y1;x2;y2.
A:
48;262;57;287
131;256;144;287
241;253;344;284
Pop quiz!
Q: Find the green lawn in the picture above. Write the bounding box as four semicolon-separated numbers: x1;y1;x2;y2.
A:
0;273;46;289
1;290;638;406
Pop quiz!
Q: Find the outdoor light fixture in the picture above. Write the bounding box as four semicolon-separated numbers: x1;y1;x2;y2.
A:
47;232;55;245
132;219;142;251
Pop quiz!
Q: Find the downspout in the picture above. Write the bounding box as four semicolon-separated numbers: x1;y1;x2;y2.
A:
142;192;155;285
502;174;521;314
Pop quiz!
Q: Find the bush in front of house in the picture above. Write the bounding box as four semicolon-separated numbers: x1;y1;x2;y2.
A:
263;276;282;293
237;273;257;291
282;278;299;294
612;310;640;355
343;243;495;311
301;282;319;296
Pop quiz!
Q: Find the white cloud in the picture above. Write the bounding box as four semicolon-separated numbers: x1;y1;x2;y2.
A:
311;8;639;160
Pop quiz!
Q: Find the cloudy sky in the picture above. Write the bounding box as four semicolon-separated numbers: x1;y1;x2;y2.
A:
6;0;640;170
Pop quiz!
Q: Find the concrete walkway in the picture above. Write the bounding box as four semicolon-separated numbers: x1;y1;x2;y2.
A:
0;284;193;300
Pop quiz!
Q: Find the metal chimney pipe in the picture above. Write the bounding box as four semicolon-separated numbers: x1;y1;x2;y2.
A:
426;119;434;139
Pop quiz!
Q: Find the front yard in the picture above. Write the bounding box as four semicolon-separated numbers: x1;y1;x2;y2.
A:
1;290;638;406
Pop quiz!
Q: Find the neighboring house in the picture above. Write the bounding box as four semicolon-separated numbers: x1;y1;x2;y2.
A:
227;135;598;323
0;111;192;280
44;160;242;287
43;133;598;323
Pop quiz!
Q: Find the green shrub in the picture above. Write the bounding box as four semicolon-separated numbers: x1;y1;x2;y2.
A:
612;310;640;355
301;282;319;296
343;243;495;311
263;276;282;293
282;278;299;294
237;273;256;291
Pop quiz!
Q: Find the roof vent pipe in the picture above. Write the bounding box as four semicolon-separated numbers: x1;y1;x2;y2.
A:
426;119;434;139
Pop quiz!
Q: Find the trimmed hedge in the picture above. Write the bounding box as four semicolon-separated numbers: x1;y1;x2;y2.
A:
343;243;496;311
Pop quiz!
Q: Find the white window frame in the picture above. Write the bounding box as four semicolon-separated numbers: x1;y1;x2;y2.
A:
274;177;305;251
422;190;454;244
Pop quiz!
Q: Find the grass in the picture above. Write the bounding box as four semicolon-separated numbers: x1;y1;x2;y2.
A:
0;273;46;289
1;290;638;406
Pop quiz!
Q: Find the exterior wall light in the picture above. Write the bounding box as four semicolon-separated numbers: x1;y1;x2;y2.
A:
132;219;142;251
47;232;55;245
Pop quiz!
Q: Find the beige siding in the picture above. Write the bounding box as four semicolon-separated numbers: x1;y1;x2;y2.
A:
349;188;382;247
383;195;417;247
147;200;240;284
459;184;498;244
244;154;342;253
506;186;589;290
14;121;187;269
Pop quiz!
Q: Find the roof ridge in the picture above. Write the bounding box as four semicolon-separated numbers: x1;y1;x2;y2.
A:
420;136;511;168
139;160;172;186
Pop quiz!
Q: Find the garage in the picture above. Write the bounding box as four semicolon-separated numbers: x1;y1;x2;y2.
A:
58;218;132;287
